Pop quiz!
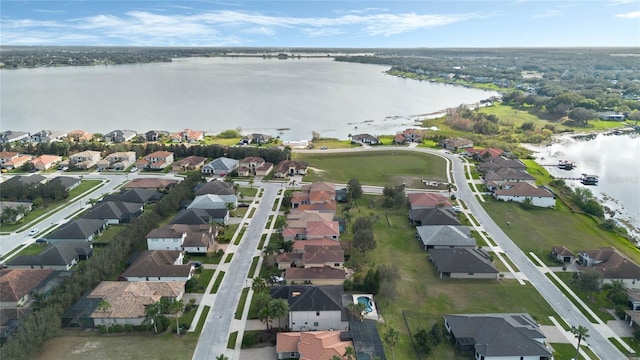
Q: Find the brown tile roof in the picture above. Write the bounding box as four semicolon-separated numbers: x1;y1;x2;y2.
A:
493;182;554;197
0;269;55;302
579;248;640;280
302;247;344;265
292;239;341;252
305;221;340;238
284;267;345;281
124;178;179;190
297;202;337;212
174;156;207;167
88;281;185;319
145;151;173;159
295;331;354;360
408;192;451;209
0;151;18;158
276;252;304;264
552;246;574;257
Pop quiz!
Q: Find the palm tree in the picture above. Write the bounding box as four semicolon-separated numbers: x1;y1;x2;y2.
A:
343;346;356;360
269;298;289;329
97;299;112;333
144;302;163;334
383;326;400;360
166;299;184;335
347;302;366;322
249;177;254;189
251;277;268;294
571;325;589;360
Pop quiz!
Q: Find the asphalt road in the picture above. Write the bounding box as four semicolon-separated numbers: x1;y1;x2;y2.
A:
191;182;280;360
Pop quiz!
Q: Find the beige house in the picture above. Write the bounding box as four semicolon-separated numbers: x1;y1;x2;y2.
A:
69;151;102;169
277;331;353;360
136;151;174;170
0;269;55;308
97;151;137;171
29;154;62;171
0;152;33;170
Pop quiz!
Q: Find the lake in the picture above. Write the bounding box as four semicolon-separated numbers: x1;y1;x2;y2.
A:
524;132;640;241
0;57;498;141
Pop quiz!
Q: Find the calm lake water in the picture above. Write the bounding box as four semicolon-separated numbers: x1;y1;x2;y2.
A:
525;132;640;241
0;57;498;140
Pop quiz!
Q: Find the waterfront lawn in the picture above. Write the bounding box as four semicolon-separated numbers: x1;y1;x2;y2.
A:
481;197;640;265
478;103;566;129
343;196;558;359
311;138;357;149
293;151;447;187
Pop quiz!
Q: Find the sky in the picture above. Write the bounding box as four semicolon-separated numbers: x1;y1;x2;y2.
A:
1;1;639;47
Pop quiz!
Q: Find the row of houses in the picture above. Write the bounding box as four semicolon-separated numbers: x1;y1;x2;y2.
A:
1;129;275;145
407;192;500;279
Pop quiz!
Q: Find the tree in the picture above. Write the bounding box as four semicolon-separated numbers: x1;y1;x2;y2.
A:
215;354;229;360
353;227;375;256
144;301;163;334
165;299;184;335
604;279;627;306
97;299;112;333
383;327;400;360
249;177;254;189
571;325;590;360
347;302;366;321
269;298;289;329
251;277;268;294
347;178;363;203
343;346;355;360
568;107;597;125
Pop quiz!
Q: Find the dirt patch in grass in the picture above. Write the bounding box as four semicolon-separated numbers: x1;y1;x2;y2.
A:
36;332;198;360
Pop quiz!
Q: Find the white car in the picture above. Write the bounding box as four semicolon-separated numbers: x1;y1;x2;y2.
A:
451;206;463;213
28;228;40;236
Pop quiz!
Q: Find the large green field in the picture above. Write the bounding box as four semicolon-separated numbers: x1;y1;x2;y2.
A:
343;196;558;360
293;150;447;187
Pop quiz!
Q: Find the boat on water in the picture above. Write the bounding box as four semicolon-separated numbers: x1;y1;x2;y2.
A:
581;174;599;185
558;160;576;170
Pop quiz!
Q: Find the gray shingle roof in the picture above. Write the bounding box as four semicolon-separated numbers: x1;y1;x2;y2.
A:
49;176;81;190
8;241;92;267
82;201;142;221
122;250;192;278
194;180;235;196
417;225;474;248
270;285;343;312
48;219;108;240
444;313;551;357
410;208;461;226
429;248;498;274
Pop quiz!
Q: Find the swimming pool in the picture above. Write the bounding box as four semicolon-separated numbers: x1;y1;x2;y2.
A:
357;296;373;313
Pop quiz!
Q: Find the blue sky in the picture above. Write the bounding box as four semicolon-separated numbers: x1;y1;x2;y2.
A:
1;1;639;47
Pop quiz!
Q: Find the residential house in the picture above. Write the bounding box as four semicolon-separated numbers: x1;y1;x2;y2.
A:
443;313;552;360
0;269;55;307
86;281;185;327
136;151;174;170
187;194;233;210
201;157;239;176
577;247;640;289
467;147;504;161
484;168;536;189
284;267;346;286
416;225;475;250
270;285;349;332
627;290;640;311
238;157;272;177
429;248;499;279
123;178;179;192
551;246;575;263
170;208;229;226
103;130;137;143
394;129;424;144
0;201;33;223
102;188;163;205
49;176;81;191
409;207;461;226
283;221;340;241
96;151;137;171
146;227;186;251
350;133;380;145
598;111;626;121
82;201;143;224
0;152;32;170
29;130;67;143
175;129;204;143
145;130;168;142
0;131;30;144
477;156;527;173
292;238;341;253
69;150;102;170
8;241;92;271
67;130;93;142
242;133;272;144
192;181;239;207
46;219;108;243
29;154;62;171
274;160;308;178
493;182;555;207
121;250;193;282
277;245;344;270
408;192;452;209
276;331;353;360
171;156;208;172
3;175;47;187
441;137;473;151
154;223;217;254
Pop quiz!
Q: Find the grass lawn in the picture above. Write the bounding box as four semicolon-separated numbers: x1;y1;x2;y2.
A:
14;243;49;256
211;271;225;294
293;150;447;187
234;287;249;319
187;252;223;265
91;224;126;246
551;343;586;360
342;196;559;359
481;197;640;265
311;138;358;149
36;330;199;360
191;269;214;293
478;104;566;130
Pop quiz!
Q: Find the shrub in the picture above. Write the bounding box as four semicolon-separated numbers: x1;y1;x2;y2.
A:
242;332;256;348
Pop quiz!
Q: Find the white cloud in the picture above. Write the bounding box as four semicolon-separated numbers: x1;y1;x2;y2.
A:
531;9;564;19
615;10;640;18
608;0;637;6
242;26;275;36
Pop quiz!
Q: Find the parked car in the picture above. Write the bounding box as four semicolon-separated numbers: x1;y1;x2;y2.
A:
191;261;202;268
35;238;48;244
28;228;40;236
130;167;138;173
451;206;463;213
